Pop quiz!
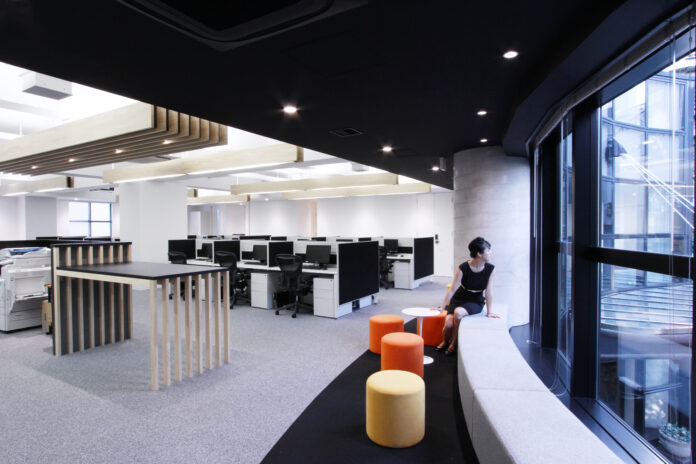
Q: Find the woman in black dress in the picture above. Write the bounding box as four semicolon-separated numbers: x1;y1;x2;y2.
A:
435;237;499;355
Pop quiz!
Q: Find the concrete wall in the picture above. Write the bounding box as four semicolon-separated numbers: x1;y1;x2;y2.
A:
453;146;530;326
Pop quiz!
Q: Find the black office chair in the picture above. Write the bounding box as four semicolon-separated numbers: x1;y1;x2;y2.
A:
274;254;312;318
215;251;250;308
379;246;394;289
168;251;194;299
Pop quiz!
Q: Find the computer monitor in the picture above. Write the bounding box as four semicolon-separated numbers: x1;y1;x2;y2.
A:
253;244;267;264
311;237;327;241
358;237;371;242
384;239;399;253
213;240;240;264
336;238;353;242
187;235;197;239
169;239;196;259
305;245;331;268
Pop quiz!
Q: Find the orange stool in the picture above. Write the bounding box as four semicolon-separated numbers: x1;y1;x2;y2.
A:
369;314;404;354
420;310;448;346
381;332;424;377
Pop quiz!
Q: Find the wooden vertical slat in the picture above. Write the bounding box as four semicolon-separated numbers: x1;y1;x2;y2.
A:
117;245;123;263
223;270;229;363
126;244;132;262
173;276;181;382
213;272;220;367
76;247;84;351
118;284;125;341
205;274;211;370
149;280;158;391
127;284;133;340
109;283;116;344
98;246;105;345
52;248;62;356
185;275;192;378
65;247;73;354
161;278;170;387
108;245;114;263
195;274;202;374
87;246;94;348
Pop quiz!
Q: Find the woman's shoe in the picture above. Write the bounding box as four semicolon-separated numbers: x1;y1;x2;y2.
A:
445;343;456;356
434;341;448;352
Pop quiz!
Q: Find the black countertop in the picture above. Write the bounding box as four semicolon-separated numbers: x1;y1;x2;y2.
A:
57;262;222;280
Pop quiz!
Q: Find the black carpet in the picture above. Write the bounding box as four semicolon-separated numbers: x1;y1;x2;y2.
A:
262;320;479;464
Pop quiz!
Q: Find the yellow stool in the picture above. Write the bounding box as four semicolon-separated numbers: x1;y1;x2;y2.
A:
366;370;425;448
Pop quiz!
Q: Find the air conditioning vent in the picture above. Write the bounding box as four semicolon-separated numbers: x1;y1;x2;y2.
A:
329;127;362;137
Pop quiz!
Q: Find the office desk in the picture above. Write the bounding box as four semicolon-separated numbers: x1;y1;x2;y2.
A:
55;261;229;391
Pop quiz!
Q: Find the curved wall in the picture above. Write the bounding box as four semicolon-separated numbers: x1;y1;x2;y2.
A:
453;146;530;326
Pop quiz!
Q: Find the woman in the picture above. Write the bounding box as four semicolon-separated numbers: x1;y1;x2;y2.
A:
435;237;499;355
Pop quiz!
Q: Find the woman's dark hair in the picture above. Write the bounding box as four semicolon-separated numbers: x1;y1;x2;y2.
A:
468;237;491;258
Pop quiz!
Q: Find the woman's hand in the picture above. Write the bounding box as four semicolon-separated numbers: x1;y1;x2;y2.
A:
486;313;500;318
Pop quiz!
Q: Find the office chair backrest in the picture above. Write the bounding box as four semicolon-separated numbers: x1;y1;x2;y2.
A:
215;251;238;270
276;254;303;291
168;251;187;264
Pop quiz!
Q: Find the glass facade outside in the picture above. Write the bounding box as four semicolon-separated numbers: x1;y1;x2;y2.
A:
597;51;694;463
558;125;573;386
69;201;112;237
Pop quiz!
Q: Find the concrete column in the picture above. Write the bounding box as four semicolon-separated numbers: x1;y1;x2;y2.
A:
119;181;187;262
453;146;530;326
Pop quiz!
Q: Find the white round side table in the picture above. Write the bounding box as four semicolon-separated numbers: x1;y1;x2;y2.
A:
401;307;442;365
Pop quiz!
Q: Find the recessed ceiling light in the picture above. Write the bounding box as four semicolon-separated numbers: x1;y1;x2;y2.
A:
283;105;298;115
31;165;38;170
503;50;518;59
162;140;172;145
480;138;488;143
477;110;487;116
431;166;440;172
382;145;393;153
68;158;76;162
264;198;269;201
115;149;124;154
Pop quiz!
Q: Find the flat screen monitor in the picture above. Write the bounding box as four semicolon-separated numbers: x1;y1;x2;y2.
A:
213;240;240;263
253;244;267;264
305;245;331;267
187;235;197;239
169;239;196;259
358;237;371;242
336;238;353;242
384;239;399;253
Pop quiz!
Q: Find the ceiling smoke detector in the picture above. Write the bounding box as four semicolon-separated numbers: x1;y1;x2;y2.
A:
22;72;72;100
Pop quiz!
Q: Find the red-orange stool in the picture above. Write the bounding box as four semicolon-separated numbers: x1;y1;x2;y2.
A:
419;310;447;346
381;332;424;378
369;314;404;354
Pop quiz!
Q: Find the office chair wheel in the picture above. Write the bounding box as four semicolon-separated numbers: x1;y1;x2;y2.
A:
292;313;297;318
275;310;280;315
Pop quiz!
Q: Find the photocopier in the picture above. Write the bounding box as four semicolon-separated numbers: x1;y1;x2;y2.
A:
0;247;51;331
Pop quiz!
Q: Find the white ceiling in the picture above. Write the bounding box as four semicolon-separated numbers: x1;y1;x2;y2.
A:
0;61;443;201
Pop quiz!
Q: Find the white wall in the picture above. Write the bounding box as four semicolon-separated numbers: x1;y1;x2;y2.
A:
111;202;120;238
0;196;23;239
453;146;530;327
119;181;187;262
24;196;57;239
249;200;313;236
56;200;70;236
316;192;454;276
222;204;246;235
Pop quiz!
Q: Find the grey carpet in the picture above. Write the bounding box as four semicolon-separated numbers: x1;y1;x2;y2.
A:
0;277;450;464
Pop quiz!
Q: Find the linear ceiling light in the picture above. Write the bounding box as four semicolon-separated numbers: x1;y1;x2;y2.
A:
187;194;250;205
281;182;431;200
103;144;303;184
0;176;74;196
229;172;398;195
0;103;228;176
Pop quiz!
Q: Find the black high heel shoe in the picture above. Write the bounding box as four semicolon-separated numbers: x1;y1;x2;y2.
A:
445;343;456;356
434;340;448;352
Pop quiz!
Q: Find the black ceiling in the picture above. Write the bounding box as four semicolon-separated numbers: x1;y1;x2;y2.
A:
0;0;686;189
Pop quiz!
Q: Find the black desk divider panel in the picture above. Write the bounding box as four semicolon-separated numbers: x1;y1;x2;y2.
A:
240;235;271;240
168;239;196;259
213;240;240;263
338;241;378;305
268;241;293;266
271;236;287;241
358;237;371;242
311;237;327;241
414;237;434;280
51;242;133;356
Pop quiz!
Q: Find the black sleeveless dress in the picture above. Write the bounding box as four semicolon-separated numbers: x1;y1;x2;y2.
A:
446;262;494;315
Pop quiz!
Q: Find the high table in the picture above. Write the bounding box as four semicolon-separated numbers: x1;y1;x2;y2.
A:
52;242;229;391
401;307;441;365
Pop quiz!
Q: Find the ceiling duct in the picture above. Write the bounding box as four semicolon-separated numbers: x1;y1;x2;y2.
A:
22;72;72;100
118;0;367;51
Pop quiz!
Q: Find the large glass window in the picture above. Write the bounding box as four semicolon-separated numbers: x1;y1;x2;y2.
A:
597;50;694;463
69;201;112;237
558;121;573;387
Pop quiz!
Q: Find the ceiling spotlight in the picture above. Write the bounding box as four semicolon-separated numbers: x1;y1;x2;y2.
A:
264;198;269;201
115;149;124;154
31;165;38;170
283;105;298;115
431;165;440;172
477;110;487;116
68;158;76;163
382;145;393;153
162;140;172;145
480;138;488;143
503;50;519;59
